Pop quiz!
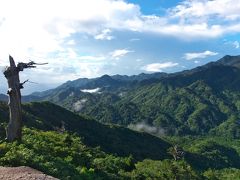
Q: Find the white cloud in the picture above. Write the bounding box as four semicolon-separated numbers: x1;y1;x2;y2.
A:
233;41;240;49
194;60;200;64
1;0;239;62
78;56;106;61
148;23;224;39
164;0;240;39
128;122;165;136
94;29;114;40
142;62;179;72
13;54;110;86
0;0;141;62
110;49;134;59
67;48;77;59
73;99;87;112
81;88;101;93
0;0;239;65
184;50;218;60
66;40;76;45
223;40;240;49
171;0;240;20
0;0;239;60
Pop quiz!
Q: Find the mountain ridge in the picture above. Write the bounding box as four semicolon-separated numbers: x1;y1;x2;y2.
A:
0;55;240;137
0;54;239;100
28;54;240;97
23;54;240;137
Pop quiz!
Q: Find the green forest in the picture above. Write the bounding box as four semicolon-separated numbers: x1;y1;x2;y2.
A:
0;101;240;179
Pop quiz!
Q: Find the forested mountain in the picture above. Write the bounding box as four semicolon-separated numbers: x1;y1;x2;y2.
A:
0;101;172;179
0;101;240;179
0;101;170;161
7;55;239;137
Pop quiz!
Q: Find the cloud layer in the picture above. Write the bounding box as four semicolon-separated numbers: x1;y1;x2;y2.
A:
143;62;179;72
110;49;133;60
1;0;239;63
184;51;218;60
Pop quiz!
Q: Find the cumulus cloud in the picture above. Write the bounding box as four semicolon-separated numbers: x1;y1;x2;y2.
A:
165;0;240;39
1;0;239;64
171;0;240;20
0;1;239;61
17;57;108;85
0;0;140;61
142;62;178;72
94;29;114;40
110;49;134;60
66;40;76;45
184;50;218;60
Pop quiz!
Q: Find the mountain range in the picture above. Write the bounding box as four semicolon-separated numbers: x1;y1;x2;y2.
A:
1;55;240;137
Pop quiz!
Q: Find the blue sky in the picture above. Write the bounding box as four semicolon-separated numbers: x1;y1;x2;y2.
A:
0;0;240;94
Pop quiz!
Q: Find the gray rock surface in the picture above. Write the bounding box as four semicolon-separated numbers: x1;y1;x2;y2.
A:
0;166;59;180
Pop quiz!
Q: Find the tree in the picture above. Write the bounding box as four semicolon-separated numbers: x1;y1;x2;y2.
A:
3;55;46;142
168;145;185;161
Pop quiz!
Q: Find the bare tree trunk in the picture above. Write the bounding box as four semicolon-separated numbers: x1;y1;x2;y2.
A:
3;56;22;141
3;55;46;142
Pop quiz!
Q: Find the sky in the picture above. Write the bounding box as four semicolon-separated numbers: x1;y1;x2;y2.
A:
0;0;240;94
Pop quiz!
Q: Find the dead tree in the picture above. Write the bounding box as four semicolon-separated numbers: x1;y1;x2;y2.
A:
3;55;46;142
168;145;185;161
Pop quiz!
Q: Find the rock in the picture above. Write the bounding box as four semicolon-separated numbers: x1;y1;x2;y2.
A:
0;166;59;180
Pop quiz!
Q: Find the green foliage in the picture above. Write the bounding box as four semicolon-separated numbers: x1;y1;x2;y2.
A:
127;159;200;180
0;101;171;161
210;115;240;138
93;155;134;178
203;168;240;180
166;136;240;171
0;128;135;179
0;101;240;179
186;141;240;170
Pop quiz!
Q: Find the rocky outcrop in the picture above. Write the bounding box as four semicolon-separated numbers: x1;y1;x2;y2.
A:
0;166;58;180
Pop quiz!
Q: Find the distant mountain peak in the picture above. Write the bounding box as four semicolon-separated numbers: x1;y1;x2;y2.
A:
98;74;112;80
218;55;240;68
